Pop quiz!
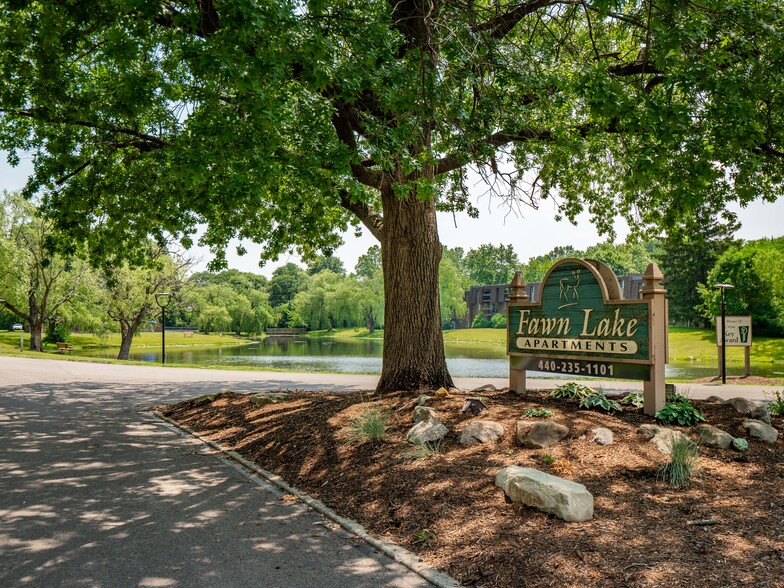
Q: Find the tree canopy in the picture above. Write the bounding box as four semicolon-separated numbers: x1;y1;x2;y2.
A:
1;0;783;390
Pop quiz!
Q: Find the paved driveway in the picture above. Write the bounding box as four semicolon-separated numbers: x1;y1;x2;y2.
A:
0;357;432;588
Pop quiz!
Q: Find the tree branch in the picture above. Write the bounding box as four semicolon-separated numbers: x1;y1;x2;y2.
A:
477;0;580;40
338;190;384;242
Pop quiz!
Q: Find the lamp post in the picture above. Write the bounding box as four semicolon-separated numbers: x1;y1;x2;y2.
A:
155;293;172;365
714;283;734;384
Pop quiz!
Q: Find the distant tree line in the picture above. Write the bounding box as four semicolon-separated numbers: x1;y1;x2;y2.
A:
1;191;782;358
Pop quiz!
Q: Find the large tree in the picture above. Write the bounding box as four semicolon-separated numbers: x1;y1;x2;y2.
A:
1;2;783;391
463;244;520;286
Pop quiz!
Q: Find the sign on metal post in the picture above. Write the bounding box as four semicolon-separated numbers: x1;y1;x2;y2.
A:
507;258;669;415
715;316;752;347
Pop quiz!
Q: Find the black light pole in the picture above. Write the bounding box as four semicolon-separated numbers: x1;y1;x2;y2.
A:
714;283;734;384
155;293;172;365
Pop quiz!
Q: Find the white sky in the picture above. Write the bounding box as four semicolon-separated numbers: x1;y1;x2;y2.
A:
2;155;782;277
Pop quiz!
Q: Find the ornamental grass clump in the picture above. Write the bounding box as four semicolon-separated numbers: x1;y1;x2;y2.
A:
657;437;700;489
768;391;784;416
349;408;389;444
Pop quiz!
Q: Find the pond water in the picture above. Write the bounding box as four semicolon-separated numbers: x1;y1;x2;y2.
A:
73;336;784;380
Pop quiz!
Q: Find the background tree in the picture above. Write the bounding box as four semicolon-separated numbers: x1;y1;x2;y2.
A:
464;244;521;286
439;257;469;329
187;269;274;334
307;255;346;277
101;248;190;359
521;246;581;283
697;238;784;337
0;192;88;350
659;209;740;325
354;246;382;280
268;263;308;308
583;241;658;276
2;2;783;390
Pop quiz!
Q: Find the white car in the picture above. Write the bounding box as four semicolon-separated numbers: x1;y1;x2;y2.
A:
11;323;22;331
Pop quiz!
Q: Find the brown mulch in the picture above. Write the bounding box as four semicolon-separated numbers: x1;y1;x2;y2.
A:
157;388;784;588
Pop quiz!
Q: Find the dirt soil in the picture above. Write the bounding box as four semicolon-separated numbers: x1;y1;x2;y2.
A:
157;388;784;588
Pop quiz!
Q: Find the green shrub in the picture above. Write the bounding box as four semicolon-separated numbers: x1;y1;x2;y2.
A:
579;393;623;413
349;408;388;444
550;382;595;401
541;453;556;465
490;313;507;329
657;437;699;489
620;392;644;408
413;528;437;547
767;391;784;416
471;315;492;328
524;408;554;418
656;401;706;426
44;322;70;344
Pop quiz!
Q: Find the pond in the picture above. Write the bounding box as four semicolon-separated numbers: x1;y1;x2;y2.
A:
73;336;784;380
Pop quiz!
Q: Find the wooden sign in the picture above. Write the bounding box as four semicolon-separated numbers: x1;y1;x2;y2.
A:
507;259;669;415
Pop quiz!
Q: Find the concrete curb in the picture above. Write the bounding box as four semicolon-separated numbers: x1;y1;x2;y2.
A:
153;411;462;588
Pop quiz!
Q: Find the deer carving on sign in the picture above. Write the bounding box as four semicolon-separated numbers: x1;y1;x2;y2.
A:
559;269;581;306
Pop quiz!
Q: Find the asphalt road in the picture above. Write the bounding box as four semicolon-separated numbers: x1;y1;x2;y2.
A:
0;357;434;588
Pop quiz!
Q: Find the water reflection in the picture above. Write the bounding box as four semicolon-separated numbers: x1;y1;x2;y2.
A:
74;337;778;379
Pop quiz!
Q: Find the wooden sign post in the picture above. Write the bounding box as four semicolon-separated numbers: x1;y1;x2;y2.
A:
507;259;669;415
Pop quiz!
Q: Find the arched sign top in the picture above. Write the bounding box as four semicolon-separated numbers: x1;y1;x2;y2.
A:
539;258;623;309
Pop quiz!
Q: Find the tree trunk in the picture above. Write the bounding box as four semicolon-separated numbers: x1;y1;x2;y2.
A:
30;321;43;351
117;320;133;360
376;185;454;392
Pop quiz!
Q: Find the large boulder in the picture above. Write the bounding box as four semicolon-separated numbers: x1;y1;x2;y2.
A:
458;421;505;445
751;405;772;425
727;397;760;415
495;466;593;522
697;425;734;449
407;418;449;445
516;421;570;448
637;424;691;455
742;419;779;443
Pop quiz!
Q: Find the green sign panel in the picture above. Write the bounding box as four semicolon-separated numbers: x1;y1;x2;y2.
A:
508;261;650;363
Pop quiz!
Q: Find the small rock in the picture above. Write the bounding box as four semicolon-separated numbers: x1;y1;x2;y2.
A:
637;424;691;455
448;387;463;395
697;425;734;449
250;392;288;406
590;427;613;446
413;406;437;423
742;419;779;443
751;405;772;425
471;384;497;392
415;395;431;406
407;418;449;444
461;397;488;416
732;437;749;452
516;421;570;449
705;395;726;403
190;393;219;406
458;420;504;445
434;387;450;398
495;466;593;522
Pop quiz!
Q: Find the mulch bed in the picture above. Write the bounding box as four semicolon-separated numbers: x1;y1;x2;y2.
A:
156;388;784;588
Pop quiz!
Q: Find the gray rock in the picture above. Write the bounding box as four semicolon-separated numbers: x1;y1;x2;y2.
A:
250;392;288;406
415;394;431;406
637;424;691;455
727;397;760;415
471;384;497;393
191;393;219;406
697;425;734;449
590;427;613;446
516;421;570;449
458;420;505;445
732;437;749;452
407;418;449;445
742;419;779;443
705;395;727;403
495;466;593;522
413;405;437;423
751;405;772;425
